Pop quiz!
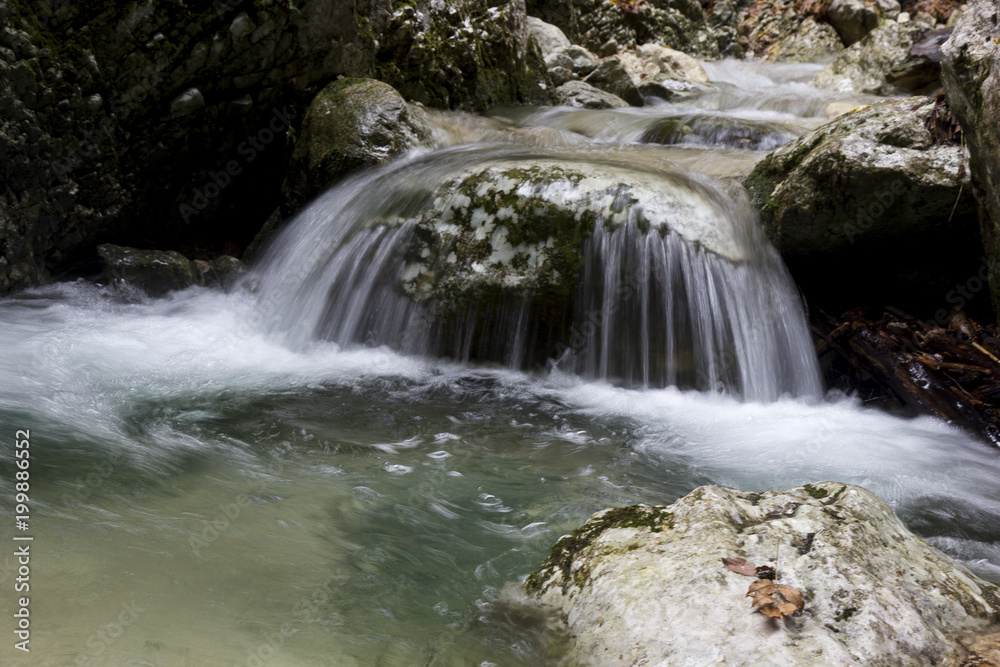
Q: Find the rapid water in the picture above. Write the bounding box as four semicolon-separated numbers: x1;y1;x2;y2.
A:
1;61;997;667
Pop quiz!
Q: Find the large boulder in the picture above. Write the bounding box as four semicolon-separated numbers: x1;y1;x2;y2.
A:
828;0;902;46
743;96;979;313
524;483;1000;666
282;78;433;212
400;159;743;314
813;20;942;95
0;0;551;296
941;1;1000;319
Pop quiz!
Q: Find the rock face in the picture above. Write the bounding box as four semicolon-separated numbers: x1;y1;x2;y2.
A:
525;483;1000;666
282;78;433;212
0;0;550;295
738;4;846;62
743;96;980;312
828;0;902;46
526;0;741;60
813;20;940;95
941;1;1000;319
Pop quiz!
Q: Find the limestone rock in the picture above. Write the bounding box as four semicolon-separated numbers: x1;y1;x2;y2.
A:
636;43;710;83
745;96;974;256
555;81;629;109
582;59;644;107
828;0;902;46
526;0;732;60
282;79;433;213
555;45;599;76
527;16;572;58
743;96;979;311
813;20;939;95
98;244;200;297
942;1;1000;319
738;4;846;62
525;483;1000;666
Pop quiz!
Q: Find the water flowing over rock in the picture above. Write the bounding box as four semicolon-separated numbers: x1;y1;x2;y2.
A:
282;78;433;214
254;147;820;399
941;1;1000;319
812;19;941;95
0;0;550;295
523;483;1000;666
744;96;979;312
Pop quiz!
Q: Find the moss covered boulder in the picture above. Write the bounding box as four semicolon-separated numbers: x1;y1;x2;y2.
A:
282;78;433;213
743;96;980;312
398;158;742;313
524;483;1000;666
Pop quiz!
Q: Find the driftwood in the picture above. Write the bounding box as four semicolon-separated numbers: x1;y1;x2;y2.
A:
814;307;1000;447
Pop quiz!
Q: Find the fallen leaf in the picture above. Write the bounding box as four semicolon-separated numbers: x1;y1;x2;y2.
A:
722;557;758;577
746;580;805;619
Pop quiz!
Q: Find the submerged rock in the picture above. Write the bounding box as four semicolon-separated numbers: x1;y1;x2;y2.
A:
524;482;1000;666
98;245;200;297
641;114;797;150
282;78;433;213
813;20;941;95
942;2;1000;319
555;81;630;109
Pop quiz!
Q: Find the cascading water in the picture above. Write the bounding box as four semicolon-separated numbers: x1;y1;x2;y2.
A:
2;59;998;667
254;143;820;400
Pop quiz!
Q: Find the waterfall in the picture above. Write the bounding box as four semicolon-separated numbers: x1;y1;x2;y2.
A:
253;144;821;401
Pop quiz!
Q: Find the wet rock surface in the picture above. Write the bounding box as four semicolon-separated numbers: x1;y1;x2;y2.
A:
524;482;1000;666
941;1;1000;318
0;0;550;295
282;78;433;213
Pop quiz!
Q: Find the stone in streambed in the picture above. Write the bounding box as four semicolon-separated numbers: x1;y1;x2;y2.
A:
582;59;644;107
98;244;200;297
282;78;433;213
523;483;1000;666
554;81;629;109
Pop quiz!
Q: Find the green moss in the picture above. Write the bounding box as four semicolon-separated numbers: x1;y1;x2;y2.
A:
802;483;829;499
525;505;674;596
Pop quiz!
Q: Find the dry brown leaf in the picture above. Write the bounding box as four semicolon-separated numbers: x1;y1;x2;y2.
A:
722;556;759;577
746;580;805;619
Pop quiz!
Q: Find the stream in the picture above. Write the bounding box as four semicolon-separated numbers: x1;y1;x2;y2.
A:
1;60;999;667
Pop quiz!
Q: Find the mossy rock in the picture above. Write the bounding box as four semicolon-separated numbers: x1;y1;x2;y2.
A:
282;78;433;213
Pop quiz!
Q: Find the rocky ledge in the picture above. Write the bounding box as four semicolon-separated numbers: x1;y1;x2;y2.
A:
523;482;1000;666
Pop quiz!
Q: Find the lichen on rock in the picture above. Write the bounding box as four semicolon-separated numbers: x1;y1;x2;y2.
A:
523;482;1000;666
